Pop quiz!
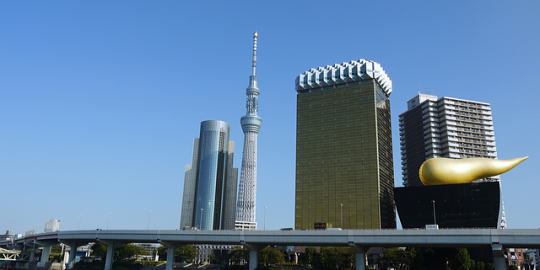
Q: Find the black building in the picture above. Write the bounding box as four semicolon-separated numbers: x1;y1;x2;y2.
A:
394;182;500;229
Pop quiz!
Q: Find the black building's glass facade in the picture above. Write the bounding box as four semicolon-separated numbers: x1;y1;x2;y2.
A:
394;182;500;229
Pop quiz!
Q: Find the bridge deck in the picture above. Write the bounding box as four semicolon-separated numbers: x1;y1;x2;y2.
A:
1;229;539;248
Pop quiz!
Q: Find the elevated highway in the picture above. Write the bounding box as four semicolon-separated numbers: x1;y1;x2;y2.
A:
1;229;539;270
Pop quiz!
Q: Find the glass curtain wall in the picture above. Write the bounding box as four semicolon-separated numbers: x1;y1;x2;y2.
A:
193;120;230;230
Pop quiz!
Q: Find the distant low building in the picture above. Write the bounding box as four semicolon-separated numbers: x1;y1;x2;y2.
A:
506;248;526;269
44;219;61;232
523;249;539;270
0;231;12;242
133;243;160;261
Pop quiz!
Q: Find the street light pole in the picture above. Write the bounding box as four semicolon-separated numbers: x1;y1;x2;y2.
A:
200;208;204;230
264;206;268;231
432;200;437;225
340;203;344;228
146;210;152;230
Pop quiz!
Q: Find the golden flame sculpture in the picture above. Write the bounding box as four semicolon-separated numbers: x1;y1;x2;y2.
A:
419;157;528;185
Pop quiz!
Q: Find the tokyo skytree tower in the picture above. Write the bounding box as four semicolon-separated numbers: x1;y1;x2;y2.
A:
235;32;262;231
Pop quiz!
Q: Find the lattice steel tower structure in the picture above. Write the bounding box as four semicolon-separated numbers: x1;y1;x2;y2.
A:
235;32;262;230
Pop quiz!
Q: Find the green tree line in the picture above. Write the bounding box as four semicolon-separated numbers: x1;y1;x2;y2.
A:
72;242;502;270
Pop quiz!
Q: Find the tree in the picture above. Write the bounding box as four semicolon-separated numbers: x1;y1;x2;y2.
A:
157;245;196;263
115;244;148;261
298;247;354;270
410;248;447;270
48;244;65;263
259;247;285;266
299;247;317;266
448;248;473;270
377;248;411;270
91;243;148;261
472;261;486;270
229;247;249;265
157;246;167;259
175;245;197;263
319;247;353;270
409;247;483;270
51;244;63;254
91;243;107;259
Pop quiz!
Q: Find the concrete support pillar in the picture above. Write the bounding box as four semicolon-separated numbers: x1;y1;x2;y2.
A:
103;242;115;270
62;250;69;268
492;243;507;270
67;244;78;269
29;248;36;262
37;245;52;268
166;246;175;270
354;246;366;270
249;248;258;270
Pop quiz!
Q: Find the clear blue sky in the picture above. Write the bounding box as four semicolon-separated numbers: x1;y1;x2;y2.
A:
1;0;539;233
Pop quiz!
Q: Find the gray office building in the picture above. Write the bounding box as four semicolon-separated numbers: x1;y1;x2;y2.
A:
180;120;238;230
399;94;498;187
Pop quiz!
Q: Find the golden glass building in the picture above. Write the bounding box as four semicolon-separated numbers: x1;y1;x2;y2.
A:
295;59;396;229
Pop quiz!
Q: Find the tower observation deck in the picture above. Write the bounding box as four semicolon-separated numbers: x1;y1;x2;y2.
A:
235;32;262;230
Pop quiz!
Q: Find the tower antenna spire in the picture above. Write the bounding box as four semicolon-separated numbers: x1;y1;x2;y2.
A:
251;32;258;76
